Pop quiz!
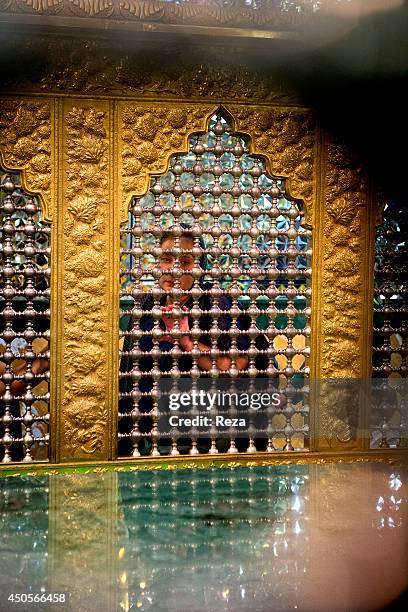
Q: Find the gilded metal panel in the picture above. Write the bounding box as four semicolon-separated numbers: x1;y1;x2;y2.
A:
60;100;111;461
0;98;53;221
316;132;371;451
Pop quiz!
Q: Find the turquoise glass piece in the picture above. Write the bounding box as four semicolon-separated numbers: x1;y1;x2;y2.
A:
199;213;214;229
159;172;176;189
258;194;272;211
178;152;196;169
219;193;233;210
159;192;175;208
256;214;271;231
140;274;154;290
237;234;252;250
141;254;155;269
201;152;216;170
240;154;255;170
220;152;235;169
239;173;254;190
180;193;194;209
238;214;252;231
139;192;154;209
276;215;290;232
200;172;215;189
220;133;235;146
199;193;214;208
140;233;155;249
180;172;195;189
219;173;234;189
140;212;155;230
256;235;271;252
218;214;233;230
278;197;291;210
179;213;194;228
159;212;175;229
258;174;273;190
239;194;253;210
201;133;216;148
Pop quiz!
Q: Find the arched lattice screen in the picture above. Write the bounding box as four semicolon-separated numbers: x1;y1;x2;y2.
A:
118;110;311;457
371;201;407;449
0;172;50;463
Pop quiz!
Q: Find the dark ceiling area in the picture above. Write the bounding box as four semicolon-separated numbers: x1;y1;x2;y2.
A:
275;0;408;203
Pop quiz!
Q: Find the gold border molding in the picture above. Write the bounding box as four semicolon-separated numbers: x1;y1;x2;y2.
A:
1;450;407;477
0;0;326;31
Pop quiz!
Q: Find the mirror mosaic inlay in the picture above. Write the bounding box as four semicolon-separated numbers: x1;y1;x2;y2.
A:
371;201;407;449
118;110;312;458
0;172;51;463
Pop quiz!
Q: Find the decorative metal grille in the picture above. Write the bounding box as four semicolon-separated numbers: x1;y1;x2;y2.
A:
118;109;311;457
0;172;51;463
371;201;407;448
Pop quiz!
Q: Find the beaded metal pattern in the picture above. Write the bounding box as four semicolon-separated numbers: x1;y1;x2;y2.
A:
0;173;51;463
371;202;407;449
118;110;312;457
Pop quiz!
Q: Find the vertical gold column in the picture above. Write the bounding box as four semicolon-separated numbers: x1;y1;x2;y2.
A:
316;132;370;451
59;100;111;462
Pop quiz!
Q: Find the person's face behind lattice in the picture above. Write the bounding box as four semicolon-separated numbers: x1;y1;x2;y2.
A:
159;236;195;292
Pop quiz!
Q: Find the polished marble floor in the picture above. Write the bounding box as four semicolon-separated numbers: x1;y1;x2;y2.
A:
0;462;407;612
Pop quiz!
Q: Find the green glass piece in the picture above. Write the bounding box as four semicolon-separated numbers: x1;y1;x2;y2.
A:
256;296;270;310
256;314;269;330
293;314;307;330
275;314;288;330
275;295;288;310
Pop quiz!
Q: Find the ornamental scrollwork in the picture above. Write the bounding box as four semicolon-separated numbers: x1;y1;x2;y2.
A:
120;103;215;219
230;106;315;225
62;105;109;458
321;137;367;380
0;99;52;220
0;35;300;104
1;0;317;28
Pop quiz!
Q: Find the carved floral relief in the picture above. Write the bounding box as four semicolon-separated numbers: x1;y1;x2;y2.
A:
62;104;109;459
230;106;315;225
0;99;52;220
318;135;369;450
119;103;215;218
